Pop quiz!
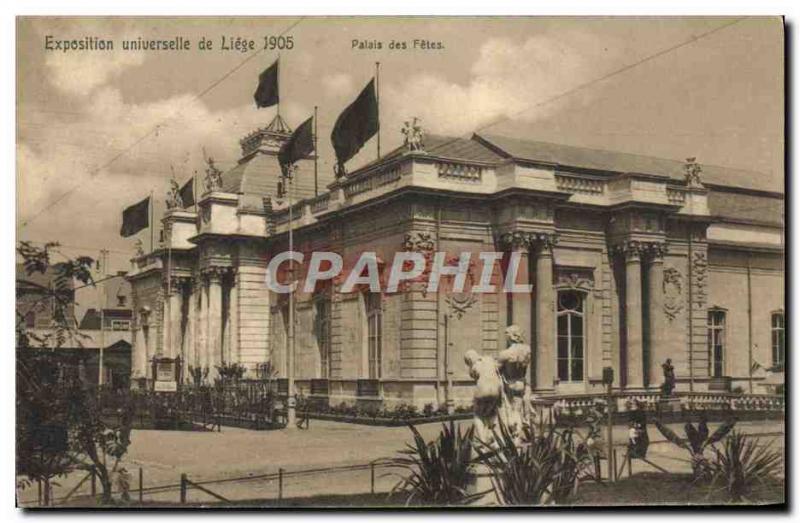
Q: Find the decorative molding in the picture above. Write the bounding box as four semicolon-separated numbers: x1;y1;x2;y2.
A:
555;269;594;291
667;187;686;206
498;230;558;252
663;267;684;321
612;240;666;262
445;293;477;319
691;251;708;307
402;230;435;252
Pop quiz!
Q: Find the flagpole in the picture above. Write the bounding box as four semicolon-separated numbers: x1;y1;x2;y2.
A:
149;190;154;253
314;106;319;197
286;166;296;429
277;55;281;119
375;62;381;159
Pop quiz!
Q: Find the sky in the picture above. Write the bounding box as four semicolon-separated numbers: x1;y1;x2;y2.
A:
16;16;784;274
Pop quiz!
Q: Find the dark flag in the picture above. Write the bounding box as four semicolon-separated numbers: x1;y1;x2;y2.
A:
120;196;150;237
279;116;314;170
179;176;195;208
331;78;378;171
254;60;279;108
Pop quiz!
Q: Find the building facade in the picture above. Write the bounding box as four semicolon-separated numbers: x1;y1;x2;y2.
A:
126;119;784;406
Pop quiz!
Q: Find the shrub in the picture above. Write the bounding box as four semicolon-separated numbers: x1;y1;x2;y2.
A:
655;419;736;481
709;431;783;502
474;420;595;506
389;421;475;506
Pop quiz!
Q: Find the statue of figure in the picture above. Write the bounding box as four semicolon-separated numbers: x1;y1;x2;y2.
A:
684;157;703;188
661;358;676;397
401;117;425;152
166;178;182;209
464;325;532;445
203;155;223;192
496;325;532;435
133;239;144;257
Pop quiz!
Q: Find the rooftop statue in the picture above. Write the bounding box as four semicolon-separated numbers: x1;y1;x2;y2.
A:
401;117;425;153
203;155;223;192
166;177;182;210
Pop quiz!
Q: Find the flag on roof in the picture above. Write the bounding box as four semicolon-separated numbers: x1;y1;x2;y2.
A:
279;116;314;171
120;196;150;237
331;78;378;171
254;59;279;108
179;176;195;208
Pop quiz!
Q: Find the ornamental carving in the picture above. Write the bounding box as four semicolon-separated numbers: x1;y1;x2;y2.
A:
684;157;703;189
691;251;708;307
203;155;223;192
612;240;666;261
403;231;435;252
445;293;478;320
555;270;594;292
663;267;684;321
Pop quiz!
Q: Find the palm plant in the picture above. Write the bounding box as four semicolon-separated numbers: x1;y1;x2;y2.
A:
389;421;475;506
474;420;594;506
654;419;736;480
709;431;783;502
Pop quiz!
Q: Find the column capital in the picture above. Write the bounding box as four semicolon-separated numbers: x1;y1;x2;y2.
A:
612;239;647;262
202;265;231;283
643;242;668;262
498;230;558;253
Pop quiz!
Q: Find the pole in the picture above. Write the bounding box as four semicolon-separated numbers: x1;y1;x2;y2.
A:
313;105;319;197
149;191;154;254
370;461;376;494
286;167;296;428
747;253;754;393
375;61;381;159
606;380;615;483
166;216;173;359
687;223;694;392
98;251;107;387
180;473;187;504
278;468;284;500
138;467;143;504
276;55;281;119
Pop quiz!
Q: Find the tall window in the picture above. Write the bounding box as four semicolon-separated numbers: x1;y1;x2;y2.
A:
557;291;585;382
365;293;383;379
771;312;785;370
315;296;332;379
707;310;726;378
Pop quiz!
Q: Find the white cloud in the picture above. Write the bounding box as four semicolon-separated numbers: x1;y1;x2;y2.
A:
44;42;146;97
383;33;620;137
321;72;354;100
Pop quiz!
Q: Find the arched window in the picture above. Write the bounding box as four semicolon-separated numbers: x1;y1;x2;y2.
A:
707;309;726;378
365;293;382;379
557;290;585;382
771;311;785;370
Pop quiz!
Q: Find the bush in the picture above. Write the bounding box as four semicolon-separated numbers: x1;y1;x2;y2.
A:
474;420;595;505
709;431;783;502
655;419;736;481
389;421;475;506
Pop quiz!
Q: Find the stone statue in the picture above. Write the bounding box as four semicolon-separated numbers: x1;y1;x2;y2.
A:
166;177;182;209
464;349;503;444
464;325;532;445
684;157;703;188
133;239;144;257
401;117;425;152
661;358;676;397
203;155;223;192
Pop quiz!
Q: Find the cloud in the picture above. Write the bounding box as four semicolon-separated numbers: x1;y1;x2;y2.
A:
383;32;622;137
321;72;354;99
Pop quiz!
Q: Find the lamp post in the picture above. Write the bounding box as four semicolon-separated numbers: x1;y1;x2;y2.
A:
285;165;296;429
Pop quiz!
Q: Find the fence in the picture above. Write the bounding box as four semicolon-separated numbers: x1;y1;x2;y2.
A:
34;459;394;507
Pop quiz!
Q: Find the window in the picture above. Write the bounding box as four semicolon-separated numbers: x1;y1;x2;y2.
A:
771;312;785;370
707;310;726;378
557;291;585;382
315;296;332;379
117;295;128;307
365;293;382;379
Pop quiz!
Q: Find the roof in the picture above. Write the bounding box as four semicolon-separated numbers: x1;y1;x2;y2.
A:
79;308;133;330
707;190;784;226
475;133;781;194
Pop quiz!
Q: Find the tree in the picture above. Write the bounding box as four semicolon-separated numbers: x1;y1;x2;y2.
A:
16;241;135;506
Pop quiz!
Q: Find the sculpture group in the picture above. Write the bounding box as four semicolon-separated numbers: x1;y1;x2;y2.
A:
464;325;532;444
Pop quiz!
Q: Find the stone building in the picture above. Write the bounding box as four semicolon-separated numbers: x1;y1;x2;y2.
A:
126;117;784;406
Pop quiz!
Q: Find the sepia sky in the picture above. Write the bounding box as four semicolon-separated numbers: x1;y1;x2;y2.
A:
16;16;784;274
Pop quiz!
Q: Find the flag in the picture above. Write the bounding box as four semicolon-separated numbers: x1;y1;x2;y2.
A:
331;78;378;169
279;116;314;170
254;59;279;108
120;196;150;237
179;176;195;208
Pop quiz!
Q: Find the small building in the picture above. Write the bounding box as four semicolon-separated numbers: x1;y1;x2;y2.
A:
126;117;784;407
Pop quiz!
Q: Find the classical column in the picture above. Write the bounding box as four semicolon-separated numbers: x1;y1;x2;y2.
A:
184;281;196;379
167;280;183;359
207;267;224;376
500;231;533;345
621;241;645;389
228;269;239;366
197;275;208;372
534;234;556;393
646;243;667;388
